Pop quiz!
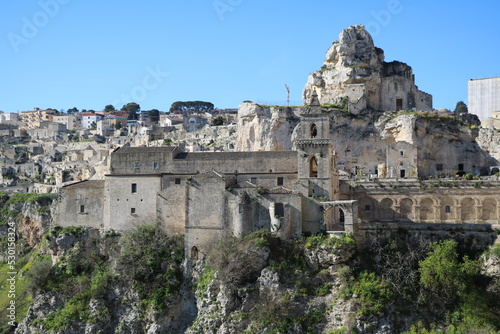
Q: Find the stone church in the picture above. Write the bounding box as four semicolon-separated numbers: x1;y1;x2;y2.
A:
58;103;360;258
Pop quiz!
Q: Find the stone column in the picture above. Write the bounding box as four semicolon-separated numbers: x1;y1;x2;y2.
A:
475;205;483;224
454;205;461;224
414;205;421;223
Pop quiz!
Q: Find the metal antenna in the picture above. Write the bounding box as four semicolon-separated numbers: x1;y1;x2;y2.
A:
285;84;290;106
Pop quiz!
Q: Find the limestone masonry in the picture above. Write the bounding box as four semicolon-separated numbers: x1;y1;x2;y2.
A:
57;26;500;259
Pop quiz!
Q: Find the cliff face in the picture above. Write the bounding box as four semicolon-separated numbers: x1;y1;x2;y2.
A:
2;216;500;334
235;102;300;151
302;25;432;112
237;105;499;178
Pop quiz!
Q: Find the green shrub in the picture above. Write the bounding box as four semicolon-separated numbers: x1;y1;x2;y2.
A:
26;257;53;297
340;271;393;316
118;225;184;311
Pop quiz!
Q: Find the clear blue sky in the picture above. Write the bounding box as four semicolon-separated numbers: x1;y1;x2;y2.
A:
1;0;499;113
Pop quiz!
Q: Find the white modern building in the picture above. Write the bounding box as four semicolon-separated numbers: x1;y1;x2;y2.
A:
468;77;500;121
81;113;103;129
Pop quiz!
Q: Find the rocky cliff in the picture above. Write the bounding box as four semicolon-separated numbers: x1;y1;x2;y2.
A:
302;25;432;112
3;210;499;334
236;102;300;151
237;104;500;178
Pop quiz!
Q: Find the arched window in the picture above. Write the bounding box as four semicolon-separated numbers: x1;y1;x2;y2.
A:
310;124;317;138
309;156;318;177
445;205;451;213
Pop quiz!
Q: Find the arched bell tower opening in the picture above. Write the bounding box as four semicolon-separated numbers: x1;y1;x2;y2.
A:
309;156;318;178
310;123;317;138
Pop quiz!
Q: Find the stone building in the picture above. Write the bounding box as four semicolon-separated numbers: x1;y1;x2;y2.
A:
58;109;358;259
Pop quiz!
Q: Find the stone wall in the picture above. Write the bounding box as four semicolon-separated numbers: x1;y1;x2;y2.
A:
58;180;105;229
352;181;500;227
104;175;161;230
356;221;497;251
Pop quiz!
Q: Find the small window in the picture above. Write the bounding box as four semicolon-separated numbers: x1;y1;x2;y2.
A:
458;163;464;171
400;169;406;178
275;203;284;217
131;183;137;193
364;205;371;211
80;205;85;213
131;208;136;214
436;164;444;172
400;162;404;166
251;177;257;184
277;177;284;186
400;151;404;157
175;178;181;185
153;161;159;170
445;205;451;213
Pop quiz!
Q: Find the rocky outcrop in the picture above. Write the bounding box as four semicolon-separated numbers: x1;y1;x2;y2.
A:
477;127;500;165
236;102;300;151
303;25;432;112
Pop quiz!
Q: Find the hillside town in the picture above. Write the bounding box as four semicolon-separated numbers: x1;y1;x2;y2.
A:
0;105;238;194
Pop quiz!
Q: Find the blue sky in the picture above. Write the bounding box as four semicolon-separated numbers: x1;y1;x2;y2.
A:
1;0;499;113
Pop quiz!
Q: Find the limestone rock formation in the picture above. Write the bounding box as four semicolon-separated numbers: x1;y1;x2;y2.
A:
303;25;432;112
236;102;300;151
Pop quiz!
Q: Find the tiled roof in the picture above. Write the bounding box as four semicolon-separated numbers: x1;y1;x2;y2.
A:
267;186;294;194
234;181;257;189
62;180;105;189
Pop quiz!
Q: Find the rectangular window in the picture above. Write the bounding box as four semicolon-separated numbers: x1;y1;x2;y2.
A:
436;164;444;171
400;169;406;178
251;177;257;184
175;178;181;185
275;203;284;217
80;205;85;213
458;163;464;171
153;161;159;170
400;151;404;157
364;205;371;211
131;183;137;193
131;208;136;214
277;177;284;186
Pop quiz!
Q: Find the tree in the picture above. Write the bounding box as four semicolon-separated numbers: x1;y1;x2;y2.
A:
454;101;468;117
114;122;122;130
104;105;116;112
90;121;97;130
122;102;140;120
148;109;160;123
419;240;478;297
212;116;225;126
169;101;214;113
67;107;79;114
